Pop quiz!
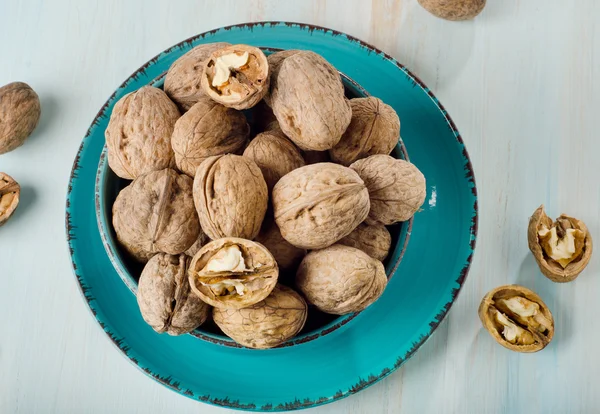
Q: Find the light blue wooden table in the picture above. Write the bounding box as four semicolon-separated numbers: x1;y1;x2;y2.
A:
1;1;598;413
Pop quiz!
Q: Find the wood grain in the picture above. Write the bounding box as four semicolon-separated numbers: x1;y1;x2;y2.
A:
1;0;599;413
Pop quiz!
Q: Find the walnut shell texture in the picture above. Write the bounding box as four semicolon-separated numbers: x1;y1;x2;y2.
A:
297;245;387;315
272;163;370;250
527;205;592;283
242;131;305;192
478;284;554;353
350;155;426;225
338;222;392;261
418;0;486;20
0;173;20;226
105;86;180;180
264;49;300;107
112;168;200;262
271;51;352;151
171;96;249;177
188;237;279;310
137;253;210;335
0;82;41;155
213;284;307;349
330;97;400;166
255;217;306;271
184;230;210;258
193;154;268;240
164;42;231;111
202;44;270;110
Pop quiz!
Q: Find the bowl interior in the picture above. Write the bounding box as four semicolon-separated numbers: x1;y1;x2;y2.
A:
95;52;411;348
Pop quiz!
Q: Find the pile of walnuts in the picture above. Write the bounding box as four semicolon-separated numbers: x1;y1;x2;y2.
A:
107;43;427;349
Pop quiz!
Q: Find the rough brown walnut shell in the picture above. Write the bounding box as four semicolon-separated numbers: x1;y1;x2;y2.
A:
164;42;231;111
272;163;370;250
270;51;352;151
213;284;307;349
297;244;387;315
255;217;306;271
137;253;210;335
263;49;300;107
242;131;305;192
106;86;180;179
193;154;268;240
418;0;486;20
112;168;200;262
528;205;592;283
350;155;426;225
330;97;400;166
479;285;554;353
184;230;210;258
171;96;249;177
338;222;392;261
188;237;279;310
0;82;41;155
0;173;20;226
201;45;269;110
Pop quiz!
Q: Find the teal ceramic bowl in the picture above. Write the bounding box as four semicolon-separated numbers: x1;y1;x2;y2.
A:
67;22;477;411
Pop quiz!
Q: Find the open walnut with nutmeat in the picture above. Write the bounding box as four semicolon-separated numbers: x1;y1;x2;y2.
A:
105;42;426;348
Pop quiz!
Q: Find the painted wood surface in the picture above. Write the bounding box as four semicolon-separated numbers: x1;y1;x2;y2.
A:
1;1;598;413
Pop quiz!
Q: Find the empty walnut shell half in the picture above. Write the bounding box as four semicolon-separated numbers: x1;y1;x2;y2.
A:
137;253;210;335
350;154;426;225
213;284;307;349
297;244;387;315
528;205;592;283
171;96;249;177
272;163;370;250
105;86;180;180
479;285;554;353
201;44;269;110
188;237;279;310
338;222;392;261
330;97;401;166
0;173;20;226
193;154;268;240
164;42;231;111
112;168;200;262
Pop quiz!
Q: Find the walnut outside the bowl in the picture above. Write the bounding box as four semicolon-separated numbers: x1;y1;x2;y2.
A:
213;284;307;349
201;44;270;110
112;168;200;262
479;285;554;353
0;173;20;226
137;253;210;335
188;237;279;310
0;82;41;155
528;205;592;282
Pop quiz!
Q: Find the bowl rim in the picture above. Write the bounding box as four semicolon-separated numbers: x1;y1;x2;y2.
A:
94;58;414;349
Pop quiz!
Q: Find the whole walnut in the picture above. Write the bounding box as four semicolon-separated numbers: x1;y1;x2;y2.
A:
193;154;268;240
188;237;279;309
0;173;20;226
270;51;352;151
338;222;392;261
213;284;307;349
0;82;41;155
171;96;249;177
419;0;486;21
330;97;400;166
137;253;210;335
242;131;305;192
106;86;180;180
113;168;200;262
255;217;306;271
297;245;387;315
164;42;231;111
201;44;269;110
350;155;426;225
272;163;370;250
263;49;300;107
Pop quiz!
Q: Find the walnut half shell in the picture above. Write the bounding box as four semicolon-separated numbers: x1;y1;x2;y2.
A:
188;238;279;310
479;285;554;353
0;173;20;226
528;205;592;283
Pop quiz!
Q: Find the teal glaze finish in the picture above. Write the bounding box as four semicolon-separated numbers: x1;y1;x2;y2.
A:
66;22;478;411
